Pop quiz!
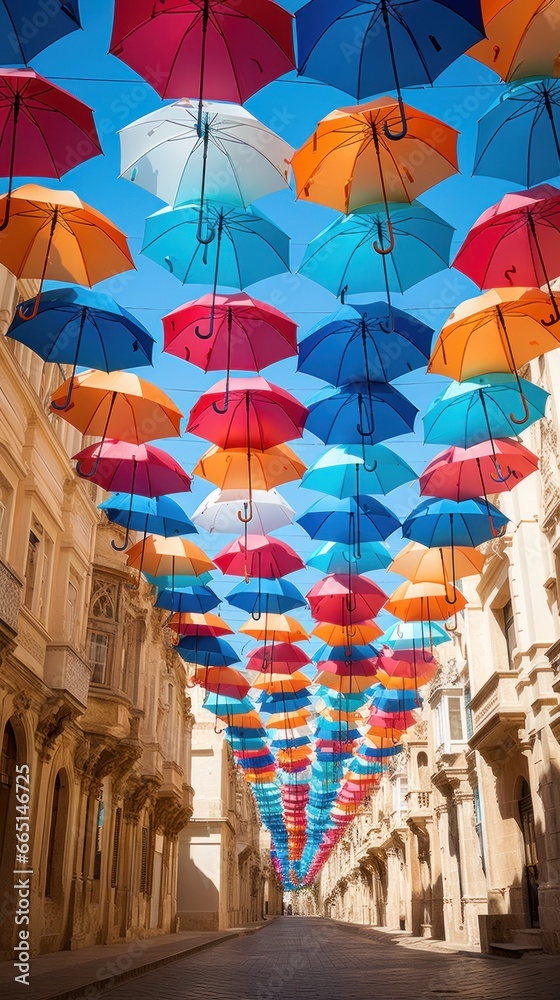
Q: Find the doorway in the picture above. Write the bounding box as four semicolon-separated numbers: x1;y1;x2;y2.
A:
518;780;539;927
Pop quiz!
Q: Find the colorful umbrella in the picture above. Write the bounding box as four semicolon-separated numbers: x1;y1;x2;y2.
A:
312;621;383;646
99;492;196;550
0;185;135;319
226;578;306;617
382;620;450;650
251;671;312;693
125;535;215;580
188;378;307;448
247;644;312;674
302;443;416;498
296;0;484;132
385;580;467;621
419;440;539;501
194;666;251;700
214;535;305;579
0;68;100;228
240;614;309;644
298;303;433;383
73;440;193;496
315;671;375;695
192;488;294;534
402;497;509;548
297;496;401;551
176;635;239;667
390;541;486;585
370;683;422;713
194;443;305;492
306;540;392;576
167;612;233;638
305;382;418;449
468;0;560;81
155;585;219;615
307;575;388;625
0;1;81;63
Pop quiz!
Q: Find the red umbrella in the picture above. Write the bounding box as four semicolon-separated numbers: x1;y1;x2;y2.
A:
194;665;251;699
246;643;312;673
110;0;295;117
0;68;101;229
419;439;539;502
72;439;192;495
187;377;308;448
307;574;387;626
318;659;379;677
454;184;560;325
168;612;233;638
214;534;305;579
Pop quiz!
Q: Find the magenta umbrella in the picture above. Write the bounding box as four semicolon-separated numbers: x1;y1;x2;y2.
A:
307;574;387;626
110;0;295;128
0;68;101;229
419;438;539;502
187;377;308;449
72;439;193;496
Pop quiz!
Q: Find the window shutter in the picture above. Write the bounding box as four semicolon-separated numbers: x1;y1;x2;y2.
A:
140;826;149;893
111;808;122;889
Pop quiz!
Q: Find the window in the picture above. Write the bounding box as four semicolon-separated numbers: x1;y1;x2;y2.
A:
93;793;104;881
140;826;149;893
45;771;69;900
66;580;78;643
23;521;53;623
24;530;40;609
474;785;486;875
111;808;122;889
435;693;466;748
448;696;464;741
88;631;111;685
502;600;517;670
464;685;473;740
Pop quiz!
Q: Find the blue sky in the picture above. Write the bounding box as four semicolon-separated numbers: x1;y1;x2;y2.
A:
21;0;517;653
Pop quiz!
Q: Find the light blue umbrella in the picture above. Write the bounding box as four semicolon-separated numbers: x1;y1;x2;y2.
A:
370;683;422;714
423;373;549;448
305;382;418;448
176;635;238;667
402;497;509;548
474;78;560;188
302;443;416;498
146;571;213;590
382;621;450;649
298;201;454;302
226;578;306;618
307;540;392;575
99;493;197;550
313;643;379;664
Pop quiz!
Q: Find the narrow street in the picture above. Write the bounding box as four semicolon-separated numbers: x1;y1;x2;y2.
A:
102;918;560;1000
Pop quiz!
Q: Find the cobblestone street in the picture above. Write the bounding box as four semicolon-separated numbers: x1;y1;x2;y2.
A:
102;918;560;1000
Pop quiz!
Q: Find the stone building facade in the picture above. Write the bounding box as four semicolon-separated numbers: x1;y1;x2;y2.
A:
315;349;560;956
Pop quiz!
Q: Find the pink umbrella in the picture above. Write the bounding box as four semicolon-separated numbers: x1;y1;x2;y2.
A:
246;643;312;673
187;377;308;449
307;574;387;626
0;68;101;229
454;184;560;325
72;439;193;495
419;439;539;502
214;534;305;579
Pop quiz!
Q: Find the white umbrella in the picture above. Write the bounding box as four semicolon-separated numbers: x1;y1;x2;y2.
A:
192;488;294;534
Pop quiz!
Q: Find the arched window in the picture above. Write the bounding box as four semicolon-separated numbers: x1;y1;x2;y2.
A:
417;751;430;790
45;770;69;900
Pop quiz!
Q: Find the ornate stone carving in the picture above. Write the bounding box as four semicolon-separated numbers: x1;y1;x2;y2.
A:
35;699;74;760
123;776;161;821
153;796;191;838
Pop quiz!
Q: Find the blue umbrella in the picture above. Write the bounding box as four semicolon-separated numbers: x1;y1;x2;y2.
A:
298;201;454;306
474;77;560;188
226;578;306;618
146;571;213;590
297;494;400;549
306;382;418;452
176;635;239;668
423;373;549;448
313;643;379;664
370;683;422;714
99;493;197;550
298;303;433;383
155;585;220;615
296;1;484;132
8;288;154;409
270;735;311;749
307;539;392;575
0;1;81;63
302;443;416;498
382;620;450;649
402;497;509;548
259;693;312;713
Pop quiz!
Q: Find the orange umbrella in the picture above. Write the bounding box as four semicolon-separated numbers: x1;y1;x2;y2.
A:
390;541;485;585
126;535;215;580
312;620;383;646
193;666;251;698
50;370;183;442
265;710;310;729
315;671;375;694
468;0;560;81
0;184;134;320
250;670;311;693
167;612;233;637
385;580;467;622
239;614;309;643
193;443;306;491
292;98;458;234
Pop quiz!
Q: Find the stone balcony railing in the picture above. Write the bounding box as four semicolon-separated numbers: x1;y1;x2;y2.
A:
467;670;526;764
406;790;431;816
161;760;186;801
44;643;91;711
0;556;23;637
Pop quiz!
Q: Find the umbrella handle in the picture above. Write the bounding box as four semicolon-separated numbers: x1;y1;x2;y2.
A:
0;194;12;232
383;95;409;141
196;212;216;246
195;325;214;341
509;393;530;426
373;218;395;255
357;395;374;438
238;499;253;524
186;675;197;689
76;455;101;479
445;612;459;633
18;290;43;322
214;720;226;735
51;378;75;411
111;528;131;551
490;463;513;485
211;370;230;414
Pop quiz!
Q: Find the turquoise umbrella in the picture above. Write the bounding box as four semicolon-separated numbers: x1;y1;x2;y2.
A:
382;621;450;649
302;444;416;498
99;493;197;550
307;540;392;575
423;373;549;448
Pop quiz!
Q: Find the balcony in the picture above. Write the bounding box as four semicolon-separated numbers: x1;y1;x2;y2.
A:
467;670;526;767
406;789;432;822
44;643;91;712
0;556;23;638
161;760;186;801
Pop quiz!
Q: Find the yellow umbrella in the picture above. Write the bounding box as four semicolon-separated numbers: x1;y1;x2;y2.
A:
0;184;134;319
390;541;486;585
193;443;306;490
240;614;309;643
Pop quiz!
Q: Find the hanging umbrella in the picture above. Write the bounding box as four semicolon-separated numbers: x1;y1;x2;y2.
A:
7;287;154;382
73;440;192;495
298;303;433;383
315;671;375;695
382;620;450;650
390;541;486;585
468;0;560;81
453;185;560;326
299;200;454;304
192;488;294;534
302;443;416;498
226;579;306;617
167;612;233;638
176;635;239;667
126;535;215;581
187;377;307;447
194;666;251;700
147;571;213;590
313;643;380;665
375;648;437;689
0;68;100;229
0;185;134;320
312;621;382;646
385;580;467;621
307;575;388;625
297;496;401;554
423;372;549;446
155;585;219;615
99;492;197;551
0;1;81;63
194;443;305;492
306;540;392;575
214;535;305;579
246;644;312;673
305;382;418;453
419;440;539;501
296;1;484;133
120;100;293;225
51;371;183;453
428;287;560;385
402;497;509;548
370;683;422;713
251;671;312;693
240;614;309;644
474;77;560;188
110;0;295;109
293;99;458;236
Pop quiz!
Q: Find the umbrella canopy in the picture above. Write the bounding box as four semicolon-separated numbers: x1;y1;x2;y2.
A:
0;1;81;63
293;98;458;215
474;77;560;188
73;440;193;496
168;612;233;638
428;287;560;381
192;488;294;534
226;578;306;616
110;0;295;102
402;497;509;548
194;666;251;699
251;671;312;693
370;683;422;713
313;643;379;664
126;536;216;578
385;580;467;621
240;614;309;644
306;540;392;575
305;382;418;446
382;620;450;649
188;378;308;450
120;99;293;210
302;444;416;498
312;621;383;646
419;440;539;501
307;575;388;625
315;671;375;694
51;370;183;444
99;493;196;542
215;535;305;579
297;495;401;545
155;585;219;615
468;0;560;81
423;373;549;447
390;541;486;584
247;644;312;673
7;286;154;373
194;443;305;492
299;200;454;298
176;635;239;667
